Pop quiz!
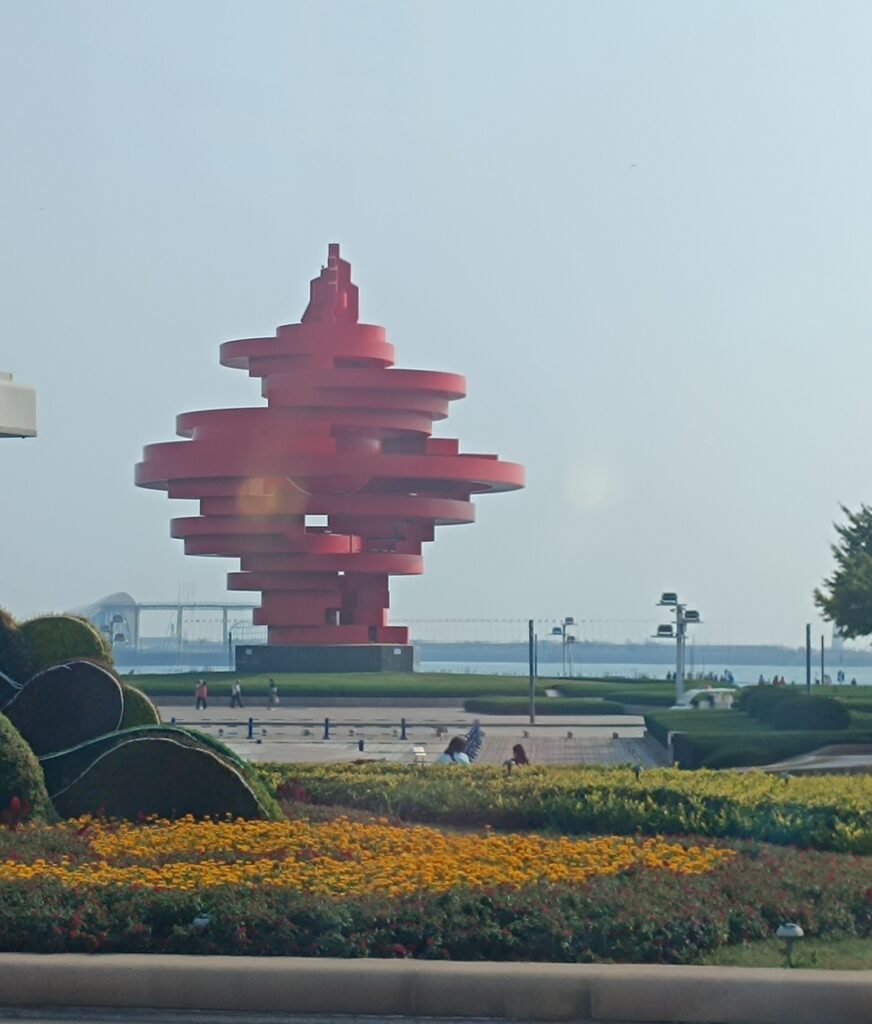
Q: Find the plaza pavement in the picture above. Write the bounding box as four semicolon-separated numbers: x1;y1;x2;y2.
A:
153;698;669;767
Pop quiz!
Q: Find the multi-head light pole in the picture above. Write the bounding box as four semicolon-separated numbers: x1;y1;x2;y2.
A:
654;593;702;703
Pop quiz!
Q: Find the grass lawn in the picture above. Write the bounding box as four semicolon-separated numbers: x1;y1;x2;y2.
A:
703;935;872;970
126;670;677;704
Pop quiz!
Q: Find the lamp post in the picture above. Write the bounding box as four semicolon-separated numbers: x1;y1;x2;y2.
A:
654;593;702;703
551;617;576;677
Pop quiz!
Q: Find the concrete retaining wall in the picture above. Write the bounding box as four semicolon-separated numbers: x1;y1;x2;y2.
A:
1;955;870;1023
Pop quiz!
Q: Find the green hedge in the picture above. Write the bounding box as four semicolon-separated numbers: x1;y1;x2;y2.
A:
771;696;850;731
0;713;55;822
0;609;32;688
464;697;624;715
20;616;112;674
668;729;872;770
736;686;850;732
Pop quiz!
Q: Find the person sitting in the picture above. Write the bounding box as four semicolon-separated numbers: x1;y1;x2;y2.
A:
437;736;471;765
504;743;530;773
511;743;529;765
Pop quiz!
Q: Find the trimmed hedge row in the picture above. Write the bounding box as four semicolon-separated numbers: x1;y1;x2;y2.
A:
662;726;872;770
737;686;850;731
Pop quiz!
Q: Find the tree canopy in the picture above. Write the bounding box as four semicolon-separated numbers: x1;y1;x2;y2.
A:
814;503;872;638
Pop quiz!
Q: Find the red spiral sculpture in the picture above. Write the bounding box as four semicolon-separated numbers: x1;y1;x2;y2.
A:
136;245;524;646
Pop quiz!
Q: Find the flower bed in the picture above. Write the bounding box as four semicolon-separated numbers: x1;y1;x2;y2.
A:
0;815;732;896
0;815;869;962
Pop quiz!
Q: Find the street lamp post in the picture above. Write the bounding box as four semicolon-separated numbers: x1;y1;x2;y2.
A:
654;593;702;703
551;617;576;677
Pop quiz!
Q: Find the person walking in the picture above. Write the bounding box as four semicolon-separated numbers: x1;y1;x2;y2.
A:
230;679;244;708
268;678;279;708
195;679;208;710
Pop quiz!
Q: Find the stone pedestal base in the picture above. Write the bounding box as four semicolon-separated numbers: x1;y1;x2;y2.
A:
233;643;413;674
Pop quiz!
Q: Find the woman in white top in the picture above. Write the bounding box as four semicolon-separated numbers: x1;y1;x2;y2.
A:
437;736;471;764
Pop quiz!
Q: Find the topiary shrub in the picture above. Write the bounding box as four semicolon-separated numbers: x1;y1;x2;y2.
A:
3;661;123;756
0;608;32;692
0;712;55;822
42;727;278;820
120;683;161;728
20;615;113;675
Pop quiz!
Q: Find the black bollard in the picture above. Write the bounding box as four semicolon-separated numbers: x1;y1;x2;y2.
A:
400;717;407;740
323;717;330;740
247;717;254;739
358;739;364;752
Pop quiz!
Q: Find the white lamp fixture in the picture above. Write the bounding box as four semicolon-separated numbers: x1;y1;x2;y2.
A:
0;372;37;438
775;922;804;967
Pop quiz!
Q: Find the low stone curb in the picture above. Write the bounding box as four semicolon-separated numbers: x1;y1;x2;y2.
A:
1;955;871;1024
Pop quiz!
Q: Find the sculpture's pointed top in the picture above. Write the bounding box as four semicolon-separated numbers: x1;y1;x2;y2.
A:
301;243;360;324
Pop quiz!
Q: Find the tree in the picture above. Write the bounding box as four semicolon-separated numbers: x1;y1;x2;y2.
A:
814;503;872;638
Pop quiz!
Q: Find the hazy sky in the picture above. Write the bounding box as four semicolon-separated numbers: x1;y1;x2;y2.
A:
3;0;872;647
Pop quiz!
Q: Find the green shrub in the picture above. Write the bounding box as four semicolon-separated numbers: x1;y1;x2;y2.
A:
20;615;112;674
3;661;123;756
736;686;798;723
770;696;850;731
119;684;161;728
464;697;624;715
0;713;55;822
0;609;32;690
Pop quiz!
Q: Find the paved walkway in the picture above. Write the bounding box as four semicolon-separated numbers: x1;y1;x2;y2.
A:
153;700;668;768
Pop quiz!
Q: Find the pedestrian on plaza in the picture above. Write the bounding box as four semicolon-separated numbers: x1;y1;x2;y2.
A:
230;679;244;708
195;679;208;710
268;678;279;708
437;736;470;765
